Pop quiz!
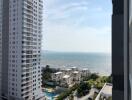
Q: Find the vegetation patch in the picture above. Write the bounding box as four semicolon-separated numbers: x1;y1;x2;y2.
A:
42;65;59;87
56;84;79;100
77;82;91;97
77;74;112;97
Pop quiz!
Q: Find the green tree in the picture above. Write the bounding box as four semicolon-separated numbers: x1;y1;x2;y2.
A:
45;65;52;73
90;73;99;80
42;65;53;86
108;96;112;100
106;75;112;83
77;82;91;97
57;84;78;100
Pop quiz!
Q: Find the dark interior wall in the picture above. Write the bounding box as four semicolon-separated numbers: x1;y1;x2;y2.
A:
112;0;124;100
124;0;129;100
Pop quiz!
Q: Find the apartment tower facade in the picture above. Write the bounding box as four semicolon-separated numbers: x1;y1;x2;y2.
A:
0;0;43;100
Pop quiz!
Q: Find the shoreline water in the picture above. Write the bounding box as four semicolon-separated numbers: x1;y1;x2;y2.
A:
41;65;111;76
41;52;111;76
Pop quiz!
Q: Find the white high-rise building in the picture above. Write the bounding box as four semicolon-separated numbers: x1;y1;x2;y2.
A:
0;0;43;100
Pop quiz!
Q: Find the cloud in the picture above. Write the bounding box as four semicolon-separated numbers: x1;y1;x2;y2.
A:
42;0;112;53
43;0;111;28
44;1;90;20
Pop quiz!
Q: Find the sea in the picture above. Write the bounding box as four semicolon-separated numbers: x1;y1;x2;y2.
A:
41;51;111;76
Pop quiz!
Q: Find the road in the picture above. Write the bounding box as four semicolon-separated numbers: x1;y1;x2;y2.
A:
74;88;98;100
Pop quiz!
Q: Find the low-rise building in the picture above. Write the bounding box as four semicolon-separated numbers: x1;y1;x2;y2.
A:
95;83;112;100
72;71;81;83
52;72;63;82
52;68;91;87
63;68;72;75
81;68;90;77
61;75;73;87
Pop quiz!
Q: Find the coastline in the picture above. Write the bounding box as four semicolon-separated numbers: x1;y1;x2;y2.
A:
41;52;111;76
41;64;111;76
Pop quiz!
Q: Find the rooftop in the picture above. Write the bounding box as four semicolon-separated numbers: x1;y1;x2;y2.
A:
101;83;112;95
73;71;79;74
95;83;112;100
63;75;70;79
55;72;62;75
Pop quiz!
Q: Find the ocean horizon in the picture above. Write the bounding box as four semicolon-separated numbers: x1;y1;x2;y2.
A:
41;51;111;76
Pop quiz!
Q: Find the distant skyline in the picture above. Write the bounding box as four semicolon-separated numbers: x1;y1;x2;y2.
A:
42;0;112;53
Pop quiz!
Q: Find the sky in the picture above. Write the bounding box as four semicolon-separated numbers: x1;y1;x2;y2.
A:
42;0;112;53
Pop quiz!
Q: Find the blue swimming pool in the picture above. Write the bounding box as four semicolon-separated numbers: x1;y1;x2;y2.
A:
44;91;58;100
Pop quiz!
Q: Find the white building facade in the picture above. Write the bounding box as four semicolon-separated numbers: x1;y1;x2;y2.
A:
0;0;43;100
72;71;81;83
61;75;73;87
52;72;63;82
81;68;90;77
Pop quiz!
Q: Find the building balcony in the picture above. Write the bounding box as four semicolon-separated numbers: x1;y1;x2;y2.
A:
22;41;34;46
21;83;32;88
23;18;33;24
23;29;33;34
23;23;33;28
22;44;33;47
22;64;32;67
22;37;33;42
23;10;33;17
23;18;33;25
22;45;33;48
23;5;33;12
22;66;32;70
21;90;32;98
22;25;33;30
23;20;33;26
22;78;32;83
23;16;33;22
21;74;32;80
22;32;33;37
22;48;34;52
21;85;32;91
22;88;32;94
22;69;32;73
23;0;33;7
22;81;32;87
21;85;32;90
